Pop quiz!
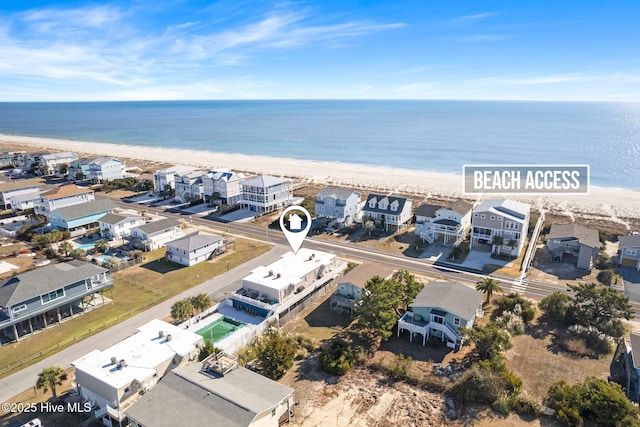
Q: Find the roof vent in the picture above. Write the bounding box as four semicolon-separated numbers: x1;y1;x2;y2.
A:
110;356;117;365
276;273;281;278
158;330;165;338
118;359;127;369
166;334;173;341
268;270;273;276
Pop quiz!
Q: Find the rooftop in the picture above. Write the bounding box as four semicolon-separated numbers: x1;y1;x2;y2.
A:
166;232;224;252
474;199;530;222
410;280;483;321
317;187;360;200
50;198;116;221
619;234;640;248
338;263;394;289
243;174;290;188
126;361;293;427
416;203;443;218
0;178;42;192
71;319;203;390
134;217;181;235
364;193;411;214
243;248;335;293
42;184;93;200
98;212;143;225
547;223;602;249
0;261;108;307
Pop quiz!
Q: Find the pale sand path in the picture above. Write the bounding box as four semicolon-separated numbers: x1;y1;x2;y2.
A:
2;133;639;223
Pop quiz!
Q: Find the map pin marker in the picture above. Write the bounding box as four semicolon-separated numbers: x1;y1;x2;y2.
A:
279;206;312;254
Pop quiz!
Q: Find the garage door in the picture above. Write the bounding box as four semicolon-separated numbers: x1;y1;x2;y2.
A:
621;257;638;267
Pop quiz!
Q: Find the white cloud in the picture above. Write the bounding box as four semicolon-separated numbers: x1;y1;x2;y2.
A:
448;12;497;26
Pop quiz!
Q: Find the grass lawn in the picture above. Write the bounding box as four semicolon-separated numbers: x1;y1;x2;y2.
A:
0;238;270;379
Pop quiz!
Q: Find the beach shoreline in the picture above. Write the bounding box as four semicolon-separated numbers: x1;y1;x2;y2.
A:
2;133;639;225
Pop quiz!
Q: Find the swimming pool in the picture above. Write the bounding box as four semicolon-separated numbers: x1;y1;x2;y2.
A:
93;255;111;264
76;243;95;250
196;316;244;344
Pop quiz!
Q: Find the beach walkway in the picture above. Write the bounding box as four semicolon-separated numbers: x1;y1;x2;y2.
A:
0;245;287;404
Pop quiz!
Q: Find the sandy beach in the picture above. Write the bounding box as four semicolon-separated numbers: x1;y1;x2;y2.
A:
2;133;640;225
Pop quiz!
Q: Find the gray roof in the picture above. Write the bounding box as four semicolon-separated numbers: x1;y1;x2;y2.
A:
416;203;443;218
126;363;293;427
474;199;530;222
363;194;411;215
619;235;640;249
50;199;116;221
90;157;121;166
547;223;602;249
243;175;290;188
98;213;141;225
0;178;42;192
134;217;181;234
166;232;223;252
446;200;474;216
0;261;108;308
630;333;640;369
338;263;395;289
410;280;483;321
40;152;77;161
317;187;359;200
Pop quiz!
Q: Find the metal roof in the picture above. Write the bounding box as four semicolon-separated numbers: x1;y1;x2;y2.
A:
410;280;483;321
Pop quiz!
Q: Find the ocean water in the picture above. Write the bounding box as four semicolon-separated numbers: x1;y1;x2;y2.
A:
0;100;638;190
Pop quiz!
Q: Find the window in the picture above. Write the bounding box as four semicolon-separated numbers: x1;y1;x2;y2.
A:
480;214;485;219
432;314;444;324
497;217;503;221
627;248;638;256
41;289;65;304
86;280;93;291
272;408;276;417
453;317;460;326
12;304;27;313
490;215;495;220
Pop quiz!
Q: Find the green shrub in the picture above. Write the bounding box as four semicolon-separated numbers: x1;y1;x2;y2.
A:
540;292;570;324
512;395;542;418
319;339;357;376
596;269;614;286
494;294;536;323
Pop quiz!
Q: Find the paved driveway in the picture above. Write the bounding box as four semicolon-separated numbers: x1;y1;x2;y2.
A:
459;250;512;272
419;243;452;262
622;267;640;301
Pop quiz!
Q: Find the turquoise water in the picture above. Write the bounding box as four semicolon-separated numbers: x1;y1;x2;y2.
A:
196;316;244;343
76;243;95;250
0;100;639;189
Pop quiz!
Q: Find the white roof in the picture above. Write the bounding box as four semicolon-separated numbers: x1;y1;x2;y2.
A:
474;199;530;222
157;165;197;174
243;248;335;293
71;319;203;389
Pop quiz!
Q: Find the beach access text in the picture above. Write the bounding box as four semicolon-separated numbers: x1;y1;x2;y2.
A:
462;164;590;195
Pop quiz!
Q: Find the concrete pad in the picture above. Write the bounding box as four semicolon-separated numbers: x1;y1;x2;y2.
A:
0;261;19;274
459;250;511;271
219;208;257;223
622;267;640;301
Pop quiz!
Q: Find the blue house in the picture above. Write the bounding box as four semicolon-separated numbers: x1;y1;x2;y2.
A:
49;198;116;234
0;261;113;344
398;280;484;350
315;187;362;228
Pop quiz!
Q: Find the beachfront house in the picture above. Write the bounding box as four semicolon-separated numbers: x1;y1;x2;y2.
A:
315;187;362;228
68;157;125;183
99;213;146;241
202;169;246;206
72;319;203;426
130;217;182;251
153;165;197;197
240;175;292;214
397;281;484;350
49;199;117;235
414;200;474;245
470;199;531;257
165;232;225;266
330;263;394;314
34;184;95;216
624;333;640;403
619;234;640;271
0;261;113;345
0;178;42;210
362;194;413;232
174;170;205;202
126;352;295;427
35;152;78;176
546;223;601;270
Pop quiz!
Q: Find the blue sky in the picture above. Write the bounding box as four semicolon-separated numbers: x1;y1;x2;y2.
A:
1;1;639;101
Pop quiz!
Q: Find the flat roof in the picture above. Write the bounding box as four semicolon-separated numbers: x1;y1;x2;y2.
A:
71;319;203;389
242;248;335;292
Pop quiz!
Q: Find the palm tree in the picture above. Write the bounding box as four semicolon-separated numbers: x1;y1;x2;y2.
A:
36;366;68;401
190;293;213;314
57;241;73;257
475;276;503;304
94;239;109;253
171;299;193;322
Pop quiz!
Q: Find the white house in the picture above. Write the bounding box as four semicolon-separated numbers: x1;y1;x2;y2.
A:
415;200;474;245
174;170;204;202
315;187;362;227
470;199;531;257
99;213;146;241
202;169;245;206
87;157;126;182
330;263;394;314
71;319;203;426
0;178;42;210
240;175;292;214
36;152;78;176
153;165;197;196
165;232;225;266
34;184;95;216
130;217;182;251
362;194;413;232
619;234;640;270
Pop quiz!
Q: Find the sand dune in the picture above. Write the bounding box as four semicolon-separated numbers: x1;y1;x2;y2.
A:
2;133;639;224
